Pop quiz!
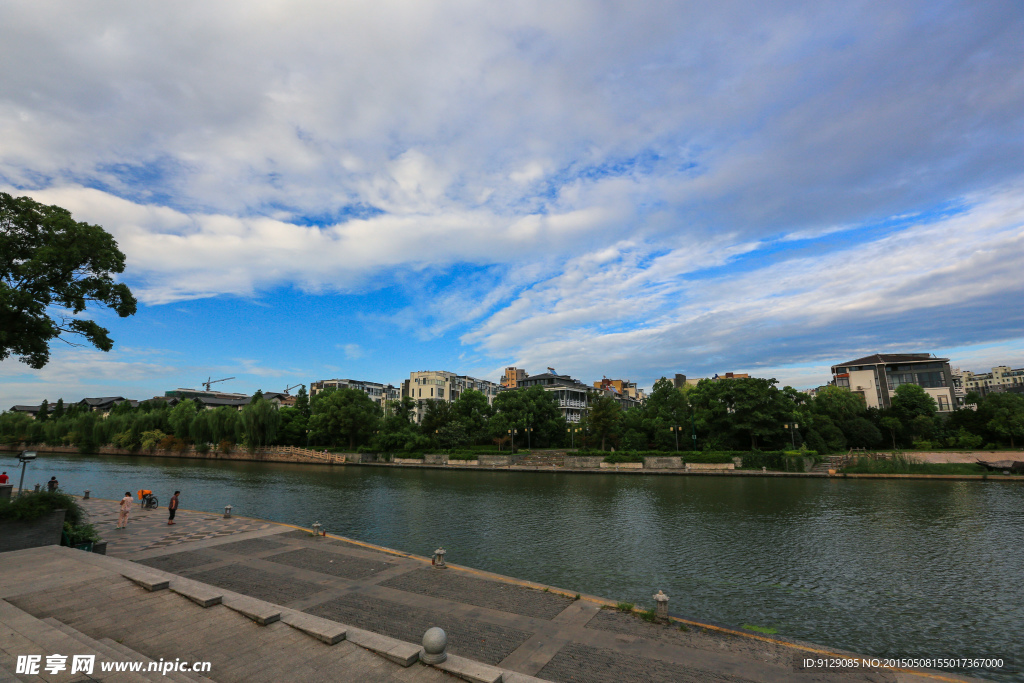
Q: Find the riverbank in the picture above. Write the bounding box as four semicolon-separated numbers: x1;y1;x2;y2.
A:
5;445;1023;481
13;494;977;682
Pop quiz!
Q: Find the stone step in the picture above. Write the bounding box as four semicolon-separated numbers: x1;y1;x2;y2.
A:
100;637;211;683
43;618;177;683
0;600;152;682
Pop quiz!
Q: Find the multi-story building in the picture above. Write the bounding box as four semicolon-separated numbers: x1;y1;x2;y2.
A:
402;371;500;423
830;353;956;412
958;366;1024;398
593;378;646;401
500;367;529;388
673;372;748;387
516;372;590;423
310;379;400;409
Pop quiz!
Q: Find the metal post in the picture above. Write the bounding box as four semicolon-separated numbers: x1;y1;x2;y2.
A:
672;426;679;451
17;460;28;498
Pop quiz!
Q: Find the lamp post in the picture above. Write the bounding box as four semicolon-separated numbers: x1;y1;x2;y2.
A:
17;451;36;498
783;422;799;449
507;428;517;451
669;426;680;451
691;415;697;451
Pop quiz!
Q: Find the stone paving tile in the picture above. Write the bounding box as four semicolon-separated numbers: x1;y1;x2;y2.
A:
263;547;395;580
135;549;223;573
207;537;289;555
187;564;328;605
380;568;574;620
78;496;274;556
538;642;759;683
280;529;392;554
307;592;533;666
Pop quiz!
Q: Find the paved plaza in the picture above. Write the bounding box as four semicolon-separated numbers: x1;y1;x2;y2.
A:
0;497;982;682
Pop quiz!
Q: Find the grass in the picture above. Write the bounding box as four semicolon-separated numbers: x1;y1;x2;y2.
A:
678;624;689;632
741;624;778;635
841;454;1002;475
638;609;659;623
616;602;634;612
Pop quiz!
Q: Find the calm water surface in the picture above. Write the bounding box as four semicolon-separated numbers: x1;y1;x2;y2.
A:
7;451;1023;681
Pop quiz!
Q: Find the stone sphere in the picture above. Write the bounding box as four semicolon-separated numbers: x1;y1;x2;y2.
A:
422;627;448;655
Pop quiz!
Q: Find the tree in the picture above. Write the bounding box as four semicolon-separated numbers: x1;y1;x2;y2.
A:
52;398;64;420
168;399;198;440
294;385;310;419
452;389;492;441
490;386;564;447
891;384;937;422
880;416;902;450
588;394;622;451
842;417;882;449
242;397;281;450
813;386;867;423
985;393;1024;448
309;388;380;450
36;399;49;422
0;193;137;368
689;377;791;450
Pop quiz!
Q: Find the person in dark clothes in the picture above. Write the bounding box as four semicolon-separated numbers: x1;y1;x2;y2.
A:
168;490;180;525
46;476;58;491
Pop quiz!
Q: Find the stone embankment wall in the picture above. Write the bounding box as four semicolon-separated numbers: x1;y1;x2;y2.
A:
1;443;349;466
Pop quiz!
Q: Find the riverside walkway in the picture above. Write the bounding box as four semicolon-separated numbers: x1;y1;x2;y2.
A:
0;497;981;683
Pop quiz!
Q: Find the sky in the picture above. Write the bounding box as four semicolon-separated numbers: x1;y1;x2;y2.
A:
2;0;1024;407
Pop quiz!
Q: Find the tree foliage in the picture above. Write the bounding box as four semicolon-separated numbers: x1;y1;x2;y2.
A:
0;192;137;368
309;388;380;450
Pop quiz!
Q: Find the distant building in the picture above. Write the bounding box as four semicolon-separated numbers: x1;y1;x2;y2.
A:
516;372;590;423
165;388;250;401
7;405;45;418
830;353;955;412
500;367;528;388
78;397;131;415
672;372;748;386
402;371;499;423
593;378;646;401
958;365;1024;398
310;379;400;409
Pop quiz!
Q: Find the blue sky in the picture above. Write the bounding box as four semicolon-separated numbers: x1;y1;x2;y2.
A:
2;0;1024;406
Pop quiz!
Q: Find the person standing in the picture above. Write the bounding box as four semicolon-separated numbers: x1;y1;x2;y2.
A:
167;491;180;525
0;471;8;484
117;491;132;529
47;476;59;491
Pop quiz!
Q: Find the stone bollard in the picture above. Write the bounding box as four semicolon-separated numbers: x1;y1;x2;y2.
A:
84;490;90;499
420;627;448;664
34;483;41;492
223;505;232;518
653;590;669;624
432;548;446;568
312;521;322;537
761;467;766;473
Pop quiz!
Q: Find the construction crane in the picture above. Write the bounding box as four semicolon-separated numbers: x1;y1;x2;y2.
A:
202;376;235;391
283;384;303;395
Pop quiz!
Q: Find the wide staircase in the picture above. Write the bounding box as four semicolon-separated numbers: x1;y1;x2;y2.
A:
517;450;566;468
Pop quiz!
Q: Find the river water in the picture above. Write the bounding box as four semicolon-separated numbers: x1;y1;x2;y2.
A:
7;451;1023;681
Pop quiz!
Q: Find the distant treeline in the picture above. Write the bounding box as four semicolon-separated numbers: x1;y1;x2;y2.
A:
2;379;1022;454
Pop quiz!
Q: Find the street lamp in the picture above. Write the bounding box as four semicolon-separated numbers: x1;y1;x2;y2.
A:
507;428;517;451
783;422;799;449
16;450;36;498
669;426;681;451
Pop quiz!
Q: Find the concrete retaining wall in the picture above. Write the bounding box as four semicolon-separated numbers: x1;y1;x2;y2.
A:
0;484;12;500
644;456;683;469
563;456;605;469
0;509;66;553
1;443;349;466
478;453;520;467
423;453;448;465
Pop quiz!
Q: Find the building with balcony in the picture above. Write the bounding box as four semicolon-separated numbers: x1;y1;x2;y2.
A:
517;372;590;423
830;353;956;412
401;371;500;423
310;379;400;409
958;365;1024;398
500;367;529;388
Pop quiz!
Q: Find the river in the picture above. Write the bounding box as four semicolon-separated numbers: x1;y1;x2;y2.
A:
6;451;1023;681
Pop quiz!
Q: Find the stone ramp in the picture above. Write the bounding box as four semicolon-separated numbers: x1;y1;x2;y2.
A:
0;546;548;683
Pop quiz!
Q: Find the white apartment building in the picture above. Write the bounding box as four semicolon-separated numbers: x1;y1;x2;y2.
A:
830;353;956;412
516;372;590;423
958;365;1024;398
309;379;400;409
402;371;500;423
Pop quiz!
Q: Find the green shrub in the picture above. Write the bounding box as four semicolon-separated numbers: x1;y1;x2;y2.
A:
638;609;659;623
841;454;989;475
603;453;644;463
63;521;100;545
616;602;634;612
0;490;83;524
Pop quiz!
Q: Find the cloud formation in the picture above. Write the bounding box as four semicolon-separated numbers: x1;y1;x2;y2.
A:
2;0;1023;392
